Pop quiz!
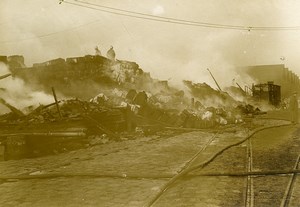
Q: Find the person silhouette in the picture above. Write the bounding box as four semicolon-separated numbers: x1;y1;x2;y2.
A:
290;91;299;124
106;46;116;61
95;46;101;56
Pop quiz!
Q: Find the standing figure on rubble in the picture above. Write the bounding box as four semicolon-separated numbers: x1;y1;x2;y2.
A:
106;46;116;61
289;91;299;124
95;46;101;56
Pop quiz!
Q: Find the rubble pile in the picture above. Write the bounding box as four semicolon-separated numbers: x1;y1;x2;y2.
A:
124;92;248;129
145;106;181;126
174;107;243;128
0;53;274;161
0;97;128;160
235;104;266;116
1;98;126;132
183;80;237;107
0;82;266;133
178;109;214;128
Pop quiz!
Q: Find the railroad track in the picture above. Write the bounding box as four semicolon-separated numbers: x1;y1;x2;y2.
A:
245;138;254;207
145;121;292;207
145;130;221;206
280;154;300;207
245;125;300;207
243;124;300;207
0;120;295;206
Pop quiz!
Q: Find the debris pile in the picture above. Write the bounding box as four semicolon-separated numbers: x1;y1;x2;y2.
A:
183;80;236;107
235;104;266;116
24;99;124;130
0;97;127;160
0;77;266;133
0;53;272;160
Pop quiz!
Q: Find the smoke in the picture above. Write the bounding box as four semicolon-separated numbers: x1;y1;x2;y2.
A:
0;63;54;114
0;0;296;97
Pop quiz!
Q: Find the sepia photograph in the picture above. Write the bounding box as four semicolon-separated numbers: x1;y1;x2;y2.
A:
1;0;300;206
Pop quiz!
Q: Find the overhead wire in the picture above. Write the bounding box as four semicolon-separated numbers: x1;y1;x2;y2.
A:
64;0;300;31
1;0;300;45
72;0;245;29
63;1;248;30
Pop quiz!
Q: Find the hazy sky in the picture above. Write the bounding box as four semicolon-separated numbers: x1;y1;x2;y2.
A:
1;0;300;88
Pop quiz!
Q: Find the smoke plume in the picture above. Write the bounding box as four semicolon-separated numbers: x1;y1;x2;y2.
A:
0;63;54;114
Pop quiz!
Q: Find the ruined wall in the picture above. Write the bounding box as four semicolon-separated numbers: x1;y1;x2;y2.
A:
7;55;26;68
9;55;153;99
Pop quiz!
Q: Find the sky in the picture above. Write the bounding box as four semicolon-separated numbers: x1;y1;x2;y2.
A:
1;0;300;88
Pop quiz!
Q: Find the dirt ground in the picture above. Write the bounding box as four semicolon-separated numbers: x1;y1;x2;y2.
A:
0;111;298;206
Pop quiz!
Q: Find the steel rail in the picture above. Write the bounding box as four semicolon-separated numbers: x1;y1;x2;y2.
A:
280;154;300;207
245;138;254;207
145;122;292;207
145;130;221;207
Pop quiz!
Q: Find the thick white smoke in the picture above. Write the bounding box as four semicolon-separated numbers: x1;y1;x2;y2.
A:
0;62;54;114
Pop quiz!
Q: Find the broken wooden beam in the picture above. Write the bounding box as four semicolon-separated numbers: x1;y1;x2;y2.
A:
51;87;62;118
0;98;24;117
0;73;11;80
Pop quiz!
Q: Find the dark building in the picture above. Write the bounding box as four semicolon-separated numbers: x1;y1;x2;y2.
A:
252;82;281;106
245;64;300;98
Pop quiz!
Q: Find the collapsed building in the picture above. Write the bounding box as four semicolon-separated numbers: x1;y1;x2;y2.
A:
0;54;274;119
0;54;276;160
6;54;175;99
7;55;142;98
0;55;26;68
